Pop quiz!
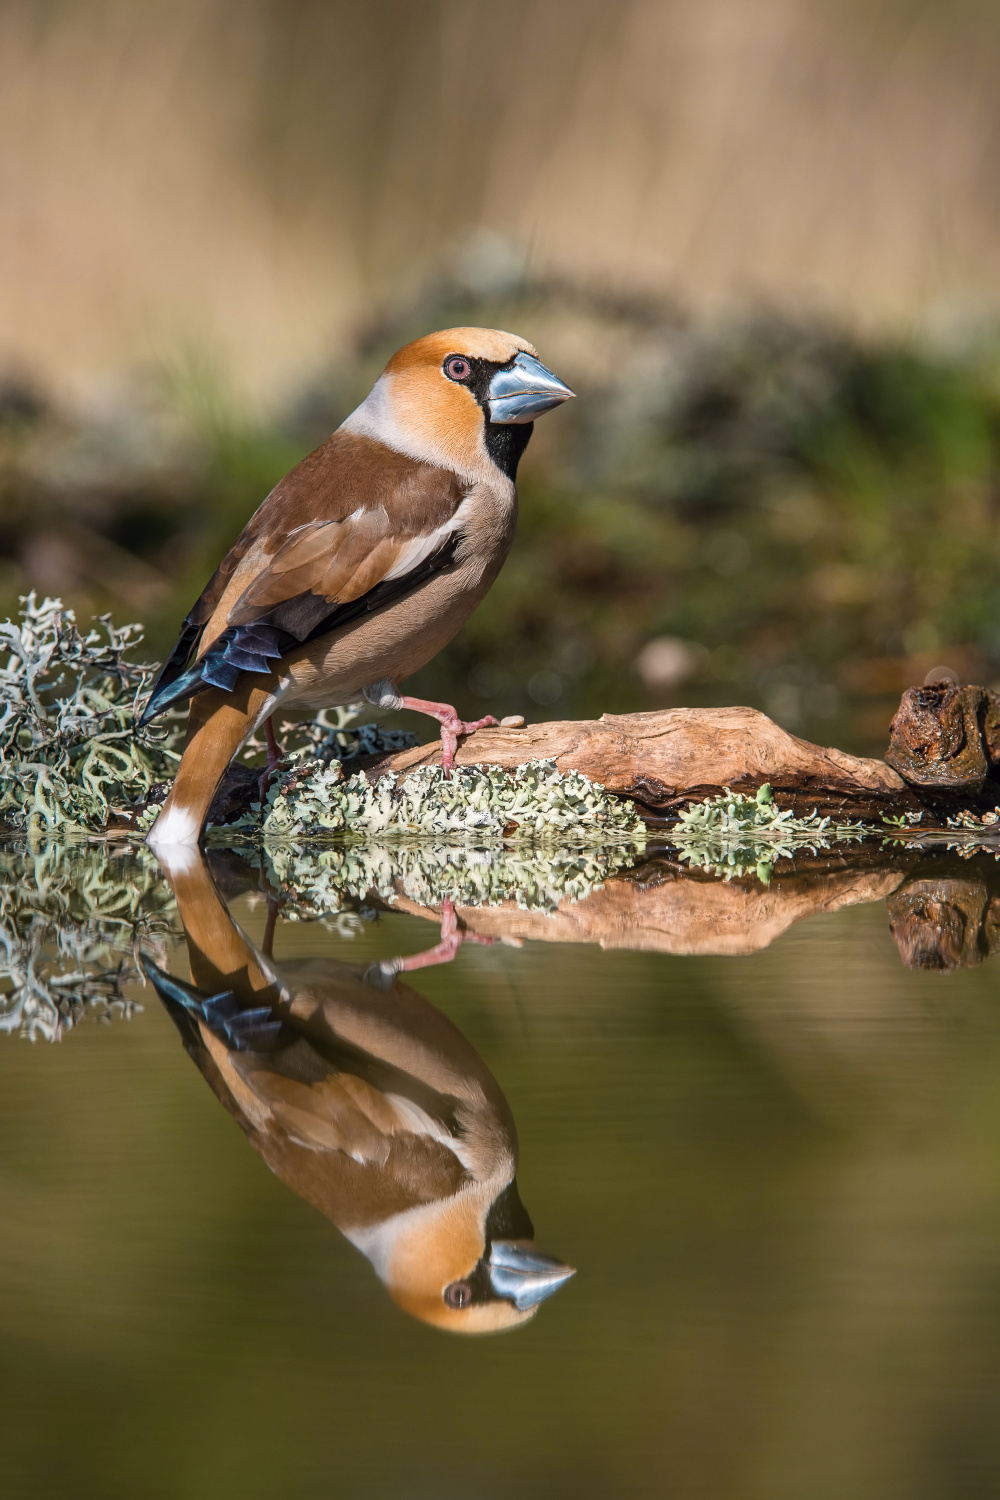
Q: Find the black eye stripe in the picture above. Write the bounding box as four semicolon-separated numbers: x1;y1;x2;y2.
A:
439;353;534;481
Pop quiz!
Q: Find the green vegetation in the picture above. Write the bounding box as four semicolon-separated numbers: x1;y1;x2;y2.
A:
261;839;638;919
5;277;1000;754
0;842;177;1040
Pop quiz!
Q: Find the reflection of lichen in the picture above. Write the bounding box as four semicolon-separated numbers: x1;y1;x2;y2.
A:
0;594;183;835
669;784;864;882
215;758;647;845
259;839;639;918
0;842;178;1041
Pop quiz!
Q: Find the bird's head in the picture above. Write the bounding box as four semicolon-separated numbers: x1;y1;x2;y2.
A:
344;327;574;483
370;1177;575;1335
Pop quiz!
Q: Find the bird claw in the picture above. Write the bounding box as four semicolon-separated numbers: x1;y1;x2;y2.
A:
370;900;494;976
396;695;501;771
439;714;499;771
257;759;289;802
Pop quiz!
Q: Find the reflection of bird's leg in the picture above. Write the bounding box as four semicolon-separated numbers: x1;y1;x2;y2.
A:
261;895;281;959
258;716;288;801
396;900;463;971
397;695;499;772
368;901;494;986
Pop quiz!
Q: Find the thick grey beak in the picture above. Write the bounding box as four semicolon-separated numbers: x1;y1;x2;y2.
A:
489;1240;576;1310
487;352;575;425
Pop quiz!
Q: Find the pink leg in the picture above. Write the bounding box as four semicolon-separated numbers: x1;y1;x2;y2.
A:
258;716;287;800
398;695;498;771
367;901;494;986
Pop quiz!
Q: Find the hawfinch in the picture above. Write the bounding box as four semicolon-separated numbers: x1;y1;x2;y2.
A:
140;328;574;849
141;850;575;1333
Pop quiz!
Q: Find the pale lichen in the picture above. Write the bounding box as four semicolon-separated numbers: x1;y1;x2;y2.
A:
0;594;182;835
214;757;647;846
669;783;865;882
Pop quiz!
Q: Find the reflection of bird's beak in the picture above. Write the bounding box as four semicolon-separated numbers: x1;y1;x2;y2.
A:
486;352;576;424
489;1240;576;1309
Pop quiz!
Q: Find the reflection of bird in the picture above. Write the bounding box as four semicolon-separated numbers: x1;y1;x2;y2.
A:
141;328;573;849
143;852;574;1333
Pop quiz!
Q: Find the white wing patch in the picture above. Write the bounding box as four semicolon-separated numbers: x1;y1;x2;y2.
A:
382;496;474;581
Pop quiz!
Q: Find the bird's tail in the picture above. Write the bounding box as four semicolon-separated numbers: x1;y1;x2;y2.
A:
137;622;287;727
139;955;282;1050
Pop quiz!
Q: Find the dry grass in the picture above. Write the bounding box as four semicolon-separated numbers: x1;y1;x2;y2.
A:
3;0;1000;397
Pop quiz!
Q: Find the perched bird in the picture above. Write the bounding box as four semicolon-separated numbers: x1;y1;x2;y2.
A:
140;328;574;849
142;849;574;1333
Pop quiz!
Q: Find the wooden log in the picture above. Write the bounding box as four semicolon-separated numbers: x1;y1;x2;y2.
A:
197;693;1000;832
359;706;914;818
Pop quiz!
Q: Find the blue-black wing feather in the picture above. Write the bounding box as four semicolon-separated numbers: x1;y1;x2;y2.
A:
140;956;283;1050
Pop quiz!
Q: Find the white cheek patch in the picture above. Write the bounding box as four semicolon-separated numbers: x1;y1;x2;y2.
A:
342;375;445;466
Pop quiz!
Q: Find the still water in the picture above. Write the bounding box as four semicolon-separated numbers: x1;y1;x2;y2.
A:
3;839;1000;1498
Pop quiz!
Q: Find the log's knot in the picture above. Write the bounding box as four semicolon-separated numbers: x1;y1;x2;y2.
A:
885;679;1000;791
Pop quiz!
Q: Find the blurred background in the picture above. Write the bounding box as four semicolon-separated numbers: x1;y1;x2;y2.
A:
5;0;1000;749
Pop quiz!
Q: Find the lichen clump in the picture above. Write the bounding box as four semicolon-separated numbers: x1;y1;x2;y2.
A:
220;757;647;845
0;594;180;835
670;783;864;881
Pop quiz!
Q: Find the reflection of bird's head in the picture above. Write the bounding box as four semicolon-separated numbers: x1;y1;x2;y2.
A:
356;1177;575;1336
345;326;574;484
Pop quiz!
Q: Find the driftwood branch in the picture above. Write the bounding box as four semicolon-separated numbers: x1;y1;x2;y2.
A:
200;683;1000;830
360;688;1000;821
362;706;913;818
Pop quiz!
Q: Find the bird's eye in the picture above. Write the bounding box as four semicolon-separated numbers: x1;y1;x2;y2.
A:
443;1281;472;1309
444;356;472;382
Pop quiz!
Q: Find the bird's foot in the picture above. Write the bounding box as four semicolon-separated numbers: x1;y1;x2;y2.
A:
397;695;499;771
364;901;494;986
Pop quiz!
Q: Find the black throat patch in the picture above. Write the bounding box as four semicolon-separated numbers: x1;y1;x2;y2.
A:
465;356;534;480
483;420;533;480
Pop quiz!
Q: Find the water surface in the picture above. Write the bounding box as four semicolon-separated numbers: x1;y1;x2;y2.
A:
2;840;1000;1499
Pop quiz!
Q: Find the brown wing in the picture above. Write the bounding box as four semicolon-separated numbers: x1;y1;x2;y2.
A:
195;428;468;654
139;428;469;720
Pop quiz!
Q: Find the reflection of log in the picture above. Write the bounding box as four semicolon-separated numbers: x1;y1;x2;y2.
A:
391;855;910;958
362;707;915;817
886;854;1000;969
887;881;996;970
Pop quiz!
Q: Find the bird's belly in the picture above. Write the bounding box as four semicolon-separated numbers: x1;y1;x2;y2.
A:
278;564;492;712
